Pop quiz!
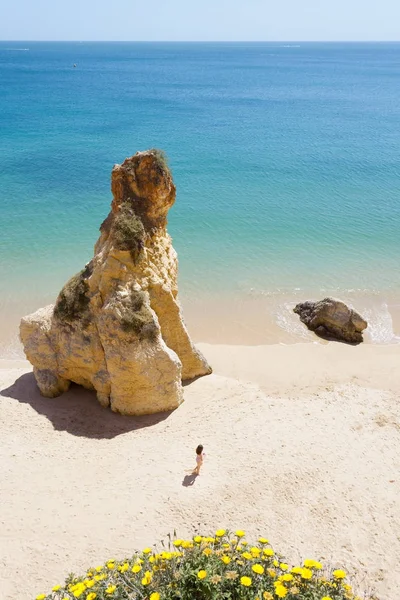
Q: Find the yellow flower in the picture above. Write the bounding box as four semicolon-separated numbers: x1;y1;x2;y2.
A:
216;529;226;537
280;573;293;582
150;594;160;600
303;559;315;568
259;537;269;544
252;564;264;575
95;574;105;581
142;571;153;585
193;535;202;543
198;570;207;580
36;595;46;600
87;594;97;600
105;586;116;595
173;539;182;547
70;583;86;598
280;563;288;571
106;561;115;570
235;530;245;538
333;569;346;579
291;566;303;575
119;563;129;573
95;566;102;572
251;546;261;557
275;584;287;598
221;555;231;564
267;568;276;578
263;593;273;600
52;586;61;592
301;568;313;580
322;597;333;600
303;558;323;569
242;551;252;560
264;548;274;557
143;547;152;554
240;576;252;587
203;548;213;556
241;540;248;546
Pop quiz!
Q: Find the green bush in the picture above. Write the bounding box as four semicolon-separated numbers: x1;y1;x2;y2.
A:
35;530;376;600
120;290;158;343
149;148;169;174
112;202;146;262
53;271;90;325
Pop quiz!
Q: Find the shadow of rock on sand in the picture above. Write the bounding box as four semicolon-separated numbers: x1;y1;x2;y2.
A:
0;372;173;439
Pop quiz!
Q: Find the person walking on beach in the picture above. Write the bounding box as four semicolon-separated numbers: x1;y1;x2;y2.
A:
194;444;205;475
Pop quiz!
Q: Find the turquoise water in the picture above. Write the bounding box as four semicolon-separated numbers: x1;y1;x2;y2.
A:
1;42;400;351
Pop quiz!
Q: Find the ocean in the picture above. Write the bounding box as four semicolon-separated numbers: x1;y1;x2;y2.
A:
1;41;400;354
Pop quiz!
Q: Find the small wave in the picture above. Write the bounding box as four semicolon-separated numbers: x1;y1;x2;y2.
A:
363;303;400;344
275;302;312;340
4;48;30;51
246;287;305;298
281;45;301;48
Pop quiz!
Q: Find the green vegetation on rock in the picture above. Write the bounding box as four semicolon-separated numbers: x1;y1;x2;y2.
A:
120;290;158;342
149;148;169;174
53;270;90;325
112;202;146;262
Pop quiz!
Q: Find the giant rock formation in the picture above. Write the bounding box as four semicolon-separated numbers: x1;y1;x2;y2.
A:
20;150;211;415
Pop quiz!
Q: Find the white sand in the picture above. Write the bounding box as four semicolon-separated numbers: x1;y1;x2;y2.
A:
1;342;399;600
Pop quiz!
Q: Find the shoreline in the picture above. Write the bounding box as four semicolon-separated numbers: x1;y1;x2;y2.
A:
1;289;400;359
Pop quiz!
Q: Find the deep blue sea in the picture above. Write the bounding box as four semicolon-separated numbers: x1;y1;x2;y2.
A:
1;41;400;352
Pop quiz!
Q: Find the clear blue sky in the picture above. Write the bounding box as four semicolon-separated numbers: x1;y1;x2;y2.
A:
1;0;399;41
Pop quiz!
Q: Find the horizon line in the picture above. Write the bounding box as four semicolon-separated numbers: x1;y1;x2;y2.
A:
1;39;400;43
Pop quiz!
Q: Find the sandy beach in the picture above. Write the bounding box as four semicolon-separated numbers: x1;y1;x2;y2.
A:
1;341;399;600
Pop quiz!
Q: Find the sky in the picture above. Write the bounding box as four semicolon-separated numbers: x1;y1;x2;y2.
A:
1;0;400;42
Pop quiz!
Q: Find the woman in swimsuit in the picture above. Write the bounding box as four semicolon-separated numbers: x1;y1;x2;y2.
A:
194;444;205;475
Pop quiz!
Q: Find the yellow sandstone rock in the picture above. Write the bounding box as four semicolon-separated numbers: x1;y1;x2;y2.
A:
20;150;211;415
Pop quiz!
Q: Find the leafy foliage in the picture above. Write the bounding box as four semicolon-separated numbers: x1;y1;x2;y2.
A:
35;530;377;600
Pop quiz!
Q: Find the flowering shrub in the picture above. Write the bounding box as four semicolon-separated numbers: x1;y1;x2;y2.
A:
35;530;377;600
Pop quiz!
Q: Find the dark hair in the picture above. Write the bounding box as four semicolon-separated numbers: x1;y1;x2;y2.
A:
196;444;203;455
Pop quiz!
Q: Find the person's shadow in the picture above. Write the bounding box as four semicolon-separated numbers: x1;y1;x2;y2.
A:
182;472;198;487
